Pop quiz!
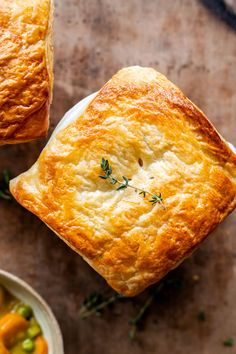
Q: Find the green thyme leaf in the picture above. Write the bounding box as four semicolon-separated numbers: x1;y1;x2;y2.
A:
110;177;118;185
149;193;163;205
101;158;108;171
122;176;129;186
198;311;206;322
116;184;127;191
0;170;12;201
3;170;10;185
223;338;234;347
139;191;146;198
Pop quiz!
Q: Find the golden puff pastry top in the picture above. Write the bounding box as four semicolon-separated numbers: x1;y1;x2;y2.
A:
0;0;53;144
10;67;236;296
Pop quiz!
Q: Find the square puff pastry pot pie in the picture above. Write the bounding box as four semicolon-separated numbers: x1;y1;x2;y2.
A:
0;0;53;145
10;66;236;296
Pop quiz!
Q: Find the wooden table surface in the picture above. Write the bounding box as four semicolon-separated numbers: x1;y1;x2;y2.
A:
0;1;236;353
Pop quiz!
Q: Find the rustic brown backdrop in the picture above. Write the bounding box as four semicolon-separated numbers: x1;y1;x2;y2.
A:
0;0;236;353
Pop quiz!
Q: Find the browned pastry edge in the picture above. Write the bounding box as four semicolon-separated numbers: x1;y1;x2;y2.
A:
0;100;50;145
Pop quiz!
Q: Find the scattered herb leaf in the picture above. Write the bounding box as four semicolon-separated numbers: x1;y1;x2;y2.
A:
0;170;12;201
79;275;184;339
99;158;164;207
79;292;124;319
223;338;234;347
198;311;206;322
129;283;164;340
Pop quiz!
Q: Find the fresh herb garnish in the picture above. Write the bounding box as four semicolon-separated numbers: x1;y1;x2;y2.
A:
198;311;206;322
79;275;184;339
99;158;164;207
129;283;164;340
79;292;124;319
223;338;234;347
0;170;12;201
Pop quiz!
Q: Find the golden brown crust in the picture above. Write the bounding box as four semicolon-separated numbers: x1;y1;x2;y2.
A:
10;67;236;296
0;0;53;145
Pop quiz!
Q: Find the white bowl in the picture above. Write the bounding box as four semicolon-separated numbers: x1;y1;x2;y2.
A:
0;270;64;354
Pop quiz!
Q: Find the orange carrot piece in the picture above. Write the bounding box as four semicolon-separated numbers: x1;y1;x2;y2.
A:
0;341;9;354
0;313;28;347
34;336;48;354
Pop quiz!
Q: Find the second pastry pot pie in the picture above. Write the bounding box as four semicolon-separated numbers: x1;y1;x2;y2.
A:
0;0;53;145
10;67;236;296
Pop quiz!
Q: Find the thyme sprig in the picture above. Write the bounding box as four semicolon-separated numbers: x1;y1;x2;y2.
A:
129;283;164;339
79;275;184;340
79;292;124;319
223;338;234;347
99;158;164;206
0;170;12;201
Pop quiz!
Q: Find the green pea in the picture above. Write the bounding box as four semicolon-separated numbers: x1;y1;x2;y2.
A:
30;317;40;325
17;304;33;319
27;325;42;339
22;338;35;352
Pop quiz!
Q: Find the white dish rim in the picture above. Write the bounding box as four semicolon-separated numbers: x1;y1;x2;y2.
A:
0;269;64;354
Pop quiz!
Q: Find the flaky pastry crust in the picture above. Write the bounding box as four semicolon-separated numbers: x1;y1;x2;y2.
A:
0;0;53;144
10;67;236;296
